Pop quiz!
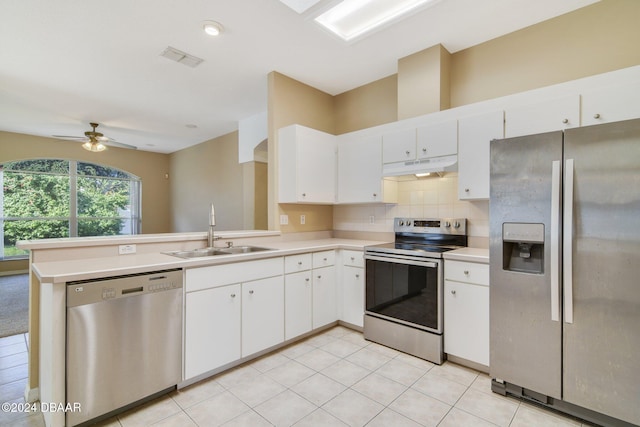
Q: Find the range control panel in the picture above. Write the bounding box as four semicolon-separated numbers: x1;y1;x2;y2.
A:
394;217;467;235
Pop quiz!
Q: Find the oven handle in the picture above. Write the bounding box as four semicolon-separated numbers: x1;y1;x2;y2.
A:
364;254;439;268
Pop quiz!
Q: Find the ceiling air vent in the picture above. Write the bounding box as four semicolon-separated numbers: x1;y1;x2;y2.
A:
160;46;204;68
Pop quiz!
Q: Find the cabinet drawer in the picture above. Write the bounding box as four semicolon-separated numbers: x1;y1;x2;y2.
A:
445;260;489;286
285;253;312;273
186;257;283;292
312;250;335;268
342;250;364;268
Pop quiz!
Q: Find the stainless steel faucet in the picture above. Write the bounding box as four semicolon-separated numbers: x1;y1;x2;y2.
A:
208;203;216;248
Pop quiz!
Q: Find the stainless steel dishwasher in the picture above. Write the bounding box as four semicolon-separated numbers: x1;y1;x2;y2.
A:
66;269;183;426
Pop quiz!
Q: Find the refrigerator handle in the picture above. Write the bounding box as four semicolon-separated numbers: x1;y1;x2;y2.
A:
564;158;575;324
550;160;561;322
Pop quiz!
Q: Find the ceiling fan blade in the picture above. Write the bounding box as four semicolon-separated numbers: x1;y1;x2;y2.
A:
52;135;87;140
104;139;138;150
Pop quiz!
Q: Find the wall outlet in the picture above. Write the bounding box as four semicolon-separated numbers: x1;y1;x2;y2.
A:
118;244;136;255
369;215;375;224
280;215;289;225
300;215;306;225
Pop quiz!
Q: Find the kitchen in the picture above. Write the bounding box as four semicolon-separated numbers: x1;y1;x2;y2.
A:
1;0;640;426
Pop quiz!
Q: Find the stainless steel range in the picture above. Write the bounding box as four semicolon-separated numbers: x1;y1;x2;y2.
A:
364;217;467;364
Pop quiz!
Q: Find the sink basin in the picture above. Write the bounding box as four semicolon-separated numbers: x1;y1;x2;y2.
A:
163;246;274;259
219;246;273;254
163;248;228;259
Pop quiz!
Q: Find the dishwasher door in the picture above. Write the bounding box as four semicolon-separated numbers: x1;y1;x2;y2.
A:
66;269;183;426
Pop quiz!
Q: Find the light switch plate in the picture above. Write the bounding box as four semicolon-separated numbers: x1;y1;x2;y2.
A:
280;215;289;225
300;215;306;225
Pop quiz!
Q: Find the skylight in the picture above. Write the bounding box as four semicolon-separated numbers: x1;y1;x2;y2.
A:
314;0;441;41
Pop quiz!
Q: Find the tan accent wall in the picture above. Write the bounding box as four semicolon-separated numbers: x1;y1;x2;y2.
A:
334;75;398;134
450;0;640;107
267;71;335;232
0;131;171;273
169;131;249;232
397;44;451;119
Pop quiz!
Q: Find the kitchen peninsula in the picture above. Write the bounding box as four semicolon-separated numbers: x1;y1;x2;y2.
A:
18;231;384;427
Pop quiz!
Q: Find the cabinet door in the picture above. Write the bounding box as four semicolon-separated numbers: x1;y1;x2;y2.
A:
338;135;386;203
458;111;504;200
312;265;337;328
382;128;416;164
416;120;457;159
297;128;337;203
341;266;364;327
581;82;640;126
505;95;580;138
242;276;284;357
444;280;489;366
184;284;241;379
285;271;312;340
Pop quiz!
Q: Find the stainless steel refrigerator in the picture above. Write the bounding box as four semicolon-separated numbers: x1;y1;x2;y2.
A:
489;118;640;427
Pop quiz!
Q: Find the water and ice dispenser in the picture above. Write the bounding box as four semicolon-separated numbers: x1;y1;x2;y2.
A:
502;223;544;274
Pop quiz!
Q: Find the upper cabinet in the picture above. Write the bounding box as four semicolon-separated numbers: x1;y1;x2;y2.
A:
581;82;640;126
504;95;580;138
416;120;457;159
382;119;457;164
458;111;504;200
337;135;397;204
278;124;337;204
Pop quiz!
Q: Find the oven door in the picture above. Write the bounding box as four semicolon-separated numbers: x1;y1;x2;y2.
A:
364;253;442;333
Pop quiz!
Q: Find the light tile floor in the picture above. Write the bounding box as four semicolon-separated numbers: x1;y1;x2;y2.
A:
1;327;596;426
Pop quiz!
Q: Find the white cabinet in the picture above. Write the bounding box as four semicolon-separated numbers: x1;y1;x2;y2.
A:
458;110;504;200
382;128;416;164
341;250;365;328
184;284;241;379
184;258;284;380
278;124;337;204
242;276;285;357
337;135;397;204
312;250;337;329
285;270;312;340
444;260;490;367
505;95;580;138
581;82;640;126
416;120;457;159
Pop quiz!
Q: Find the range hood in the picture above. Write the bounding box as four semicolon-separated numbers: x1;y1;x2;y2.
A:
382;154;457;177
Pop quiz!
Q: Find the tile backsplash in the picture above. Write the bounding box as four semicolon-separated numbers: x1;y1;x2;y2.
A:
333;173;489;247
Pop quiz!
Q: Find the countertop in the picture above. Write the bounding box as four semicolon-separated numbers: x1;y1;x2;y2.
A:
31;238;385;284
443;247;490;263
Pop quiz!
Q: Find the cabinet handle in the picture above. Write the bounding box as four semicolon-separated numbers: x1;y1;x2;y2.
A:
350;256;355;261
405;150;410;156
422;147;427;153
355;274;360;278
451;290;456;295
464;188;470;193
249;290;254;294
464;270;469;275
317;275;322;279
230;293;236;298
323;257;327;261
373;193;377;197
562;118;569;124
305;278;310;282
594;113;601;119
298;261;302;265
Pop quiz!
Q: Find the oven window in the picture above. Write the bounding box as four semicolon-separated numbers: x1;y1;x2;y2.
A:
365;258;439;331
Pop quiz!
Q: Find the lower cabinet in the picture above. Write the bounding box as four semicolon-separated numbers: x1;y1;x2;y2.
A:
184;284;241;379
312;265;337;328
242;276;285;357
340;250;365;327
444;260;490;367
284;270;312;340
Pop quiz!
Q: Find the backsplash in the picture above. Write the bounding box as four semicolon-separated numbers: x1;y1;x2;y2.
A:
333;173;489;247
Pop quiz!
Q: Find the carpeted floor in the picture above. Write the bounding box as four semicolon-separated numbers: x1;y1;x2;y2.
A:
0;274;29;338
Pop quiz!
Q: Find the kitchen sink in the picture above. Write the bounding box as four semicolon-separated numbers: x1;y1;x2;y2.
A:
163;246;274;258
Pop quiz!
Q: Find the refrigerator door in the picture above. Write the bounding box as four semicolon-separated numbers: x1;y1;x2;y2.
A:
489;131;563;399
562;119;640;425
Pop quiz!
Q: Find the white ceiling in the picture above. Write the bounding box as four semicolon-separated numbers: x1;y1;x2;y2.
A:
0;0;598;154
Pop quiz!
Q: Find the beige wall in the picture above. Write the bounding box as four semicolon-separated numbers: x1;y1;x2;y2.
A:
169;131;250;232
267;71;336;232
450;0;640;107
0;131;171;272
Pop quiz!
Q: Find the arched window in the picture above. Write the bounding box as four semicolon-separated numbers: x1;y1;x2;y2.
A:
0;159;141;259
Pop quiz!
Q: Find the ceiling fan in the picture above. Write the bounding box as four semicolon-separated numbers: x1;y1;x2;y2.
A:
53;123;137;152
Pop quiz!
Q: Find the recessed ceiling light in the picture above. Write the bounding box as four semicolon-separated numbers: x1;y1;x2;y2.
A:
203;21;224;36
315;0;441;42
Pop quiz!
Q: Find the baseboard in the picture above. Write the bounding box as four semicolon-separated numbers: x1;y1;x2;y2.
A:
0;269;29;277
24;385;39;403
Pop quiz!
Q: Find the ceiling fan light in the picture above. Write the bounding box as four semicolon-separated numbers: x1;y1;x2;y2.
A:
82;141;107;152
